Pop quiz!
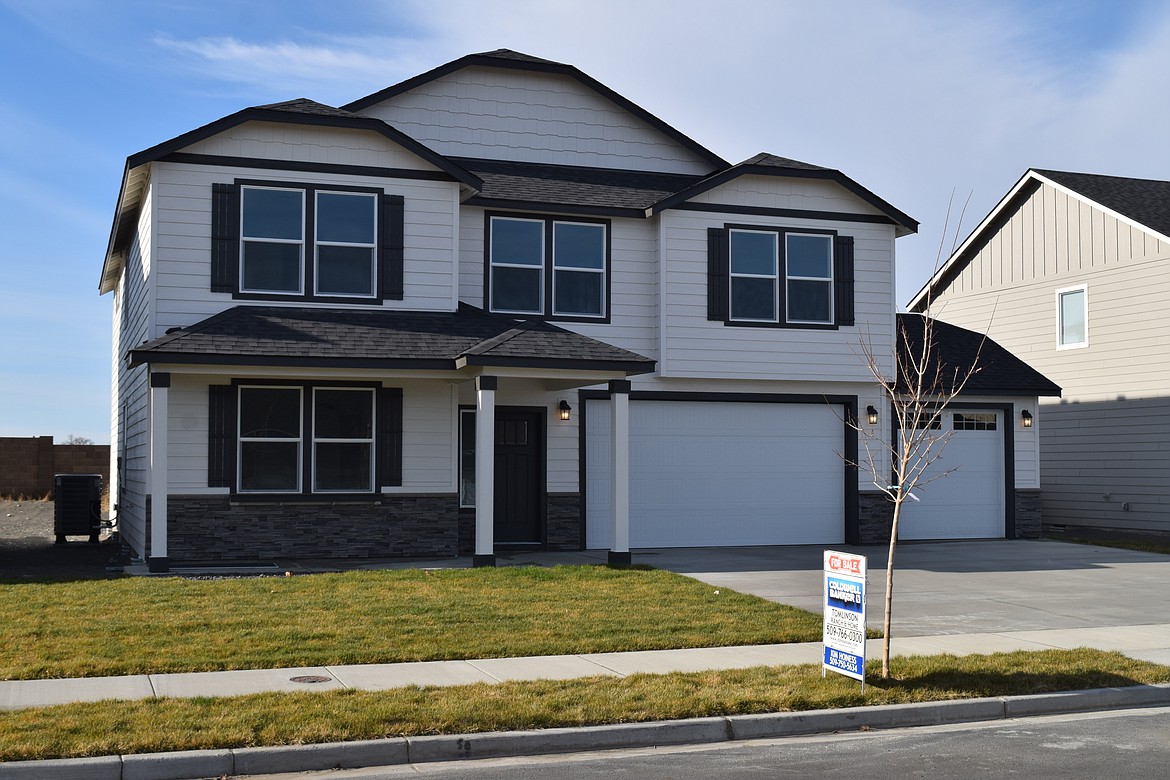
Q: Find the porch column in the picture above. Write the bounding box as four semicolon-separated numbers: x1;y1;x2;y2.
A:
148;372;170;572
609;379;632;566
474;376;497;567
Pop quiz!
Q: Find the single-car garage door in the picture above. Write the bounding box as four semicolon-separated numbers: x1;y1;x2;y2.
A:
585;399;845;548
898;410;1005;540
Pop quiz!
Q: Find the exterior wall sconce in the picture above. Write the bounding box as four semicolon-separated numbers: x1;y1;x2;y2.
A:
866;405;879;426
1021;409;1033;428
558;400;572;421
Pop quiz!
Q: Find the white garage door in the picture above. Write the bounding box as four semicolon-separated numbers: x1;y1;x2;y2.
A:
898;410;1005;540
585;400;844;548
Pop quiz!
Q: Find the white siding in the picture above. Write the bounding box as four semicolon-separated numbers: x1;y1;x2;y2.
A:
658;205;897;383
150;159;461;335
112;186;154;558
455;379;579;492
357;66;713;174
182;121;442;173
166;377;459;494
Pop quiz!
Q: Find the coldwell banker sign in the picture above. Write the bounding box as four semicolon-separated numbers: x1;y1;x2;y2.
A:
823;550;867;684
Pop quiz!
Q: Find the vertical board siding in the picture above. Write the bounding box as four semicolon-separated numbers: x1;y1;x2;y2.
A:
929;181;1170;532
356;67;712;175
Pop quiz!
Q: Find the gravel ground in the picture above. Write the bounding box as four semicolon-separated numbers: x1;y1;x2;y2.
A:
0;499;122;580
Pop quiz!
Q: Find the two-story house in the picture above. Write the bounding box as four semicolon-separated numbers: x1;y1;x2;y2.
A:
910;168;1170;540
101;50;1052;571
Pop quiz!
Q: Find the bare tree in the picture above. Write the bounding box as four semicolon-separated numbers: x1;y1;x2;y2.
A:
64;434;95;445
852;195;983;678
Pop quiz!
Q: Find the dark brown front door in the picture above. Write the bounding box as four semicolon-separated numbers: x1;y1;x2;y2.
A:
494;408;543;544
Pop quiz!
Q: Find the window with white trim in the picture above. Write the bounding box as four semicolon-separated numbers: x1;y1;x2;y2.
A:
1057;286;1087;348
488;214;608;319
237;385;376;494
239;184;378;298
728;227;835;325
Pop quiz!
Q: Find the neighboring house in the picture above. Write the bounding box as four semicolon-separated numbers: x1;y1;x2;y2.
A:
101;49;1049;571
910;168;1170;539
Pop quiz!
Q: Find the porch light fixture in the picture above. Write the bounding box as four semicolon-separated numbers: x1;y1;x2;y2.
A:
866;405;879;426
1021;409;1033;428
558;400;572;421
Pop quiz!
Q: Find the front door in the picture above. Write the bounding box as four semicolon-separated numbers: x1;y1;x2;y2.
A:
494;408;544;544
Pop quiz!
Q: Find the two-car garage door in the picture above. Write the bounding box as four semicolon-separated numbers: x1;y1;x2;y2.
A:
585;400;845;548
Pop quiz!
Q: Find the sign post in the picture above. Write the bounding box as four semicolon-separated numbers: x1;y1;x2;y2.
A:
823;549;867;689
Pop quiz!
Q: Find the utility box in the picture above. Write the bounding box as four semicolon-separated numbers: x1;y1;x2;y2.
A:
54;474;102;544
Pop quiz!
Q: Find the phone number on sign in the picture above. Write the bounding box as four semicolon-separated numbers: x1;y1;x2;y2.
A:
825;623;865;645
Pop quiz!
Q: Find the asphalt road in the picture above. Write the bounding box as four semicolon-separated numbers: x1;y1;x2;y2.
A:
248;706;1170;779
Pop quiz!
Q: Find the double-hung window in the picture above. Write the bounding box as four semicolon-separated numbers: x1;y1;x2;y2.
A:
711;225;852;328
236;385;375;494
214;181;401;301
488;214;608;320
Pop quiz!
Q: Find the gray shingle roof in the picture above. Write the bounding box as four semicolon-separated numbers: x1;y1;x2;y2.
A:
130;305;656;374
456;158;702;213
254;98;363;119
1035;169;1170;240
897;313;1060;397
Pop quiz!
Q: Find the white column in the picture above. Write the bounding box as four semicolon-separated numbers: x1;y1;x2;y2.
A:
609;380;631;566
149;372;170;572
474;376;496;567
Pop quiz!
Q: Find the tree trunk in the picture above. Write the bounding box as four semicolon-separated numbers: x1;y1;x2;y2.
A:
882;496;903;678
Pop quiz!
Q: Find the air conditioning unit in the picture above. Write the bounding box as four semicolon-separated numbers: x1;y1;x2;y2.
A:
54;474;102;544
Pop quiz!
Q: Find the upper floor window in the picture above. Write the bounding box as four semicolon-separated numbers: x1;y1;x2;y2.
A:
212;182;403;302
1057;286;1087;349
719;226;845;327
241;186;377;297
488;214;608;320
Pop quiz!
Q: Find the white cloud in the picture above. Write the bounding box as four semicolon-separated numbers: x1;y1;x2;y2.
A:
131;1;1170;301
151;33;434;102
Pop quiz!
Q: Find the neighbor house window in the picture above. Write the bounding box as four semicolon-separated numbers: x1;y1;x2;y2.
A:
237;385;375;494
727;227;835;326
1057;286;1087;348
488;214;608;319
234;183;380;300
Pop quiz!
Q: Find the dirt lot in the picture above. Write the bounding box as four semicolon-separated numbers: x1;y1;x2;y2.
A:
0;499;123;580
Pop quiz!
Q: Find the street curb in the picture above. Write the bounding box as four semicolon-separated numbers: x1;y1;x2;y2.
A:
2;684;1168;779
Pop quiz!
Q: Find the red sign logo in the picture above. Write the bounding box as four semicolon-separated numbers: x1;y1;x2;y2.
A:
828;554;862;575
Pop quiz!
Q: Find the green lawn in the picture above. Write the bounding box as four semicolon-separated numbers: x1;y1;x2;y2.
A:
1;649;1165;761
0;565;823;680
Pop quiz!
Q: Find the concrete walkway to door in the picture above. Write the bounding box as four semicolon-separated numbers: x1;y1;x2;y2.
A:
640;539;1170;653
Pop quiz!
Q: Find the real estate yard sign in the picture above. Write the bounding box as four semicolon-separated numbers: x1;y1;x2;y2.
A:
823;550;867;685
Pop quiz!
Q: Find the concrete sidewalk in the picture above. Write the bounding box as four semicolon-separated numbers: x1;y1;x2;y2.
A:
5;622;1170;711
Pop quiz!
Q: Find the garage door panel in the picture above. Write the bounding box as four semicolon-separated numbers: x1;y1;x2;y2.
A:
898;412;1005;540
586;400;844;548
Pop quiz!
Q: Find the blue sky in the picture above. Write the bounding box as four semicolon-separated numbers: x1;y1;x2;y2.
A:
2;0;1168;444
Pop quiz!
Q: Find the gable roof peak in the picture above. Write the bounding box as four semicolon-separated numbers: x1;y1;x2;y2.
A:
252;97;361;119
470;48;564;66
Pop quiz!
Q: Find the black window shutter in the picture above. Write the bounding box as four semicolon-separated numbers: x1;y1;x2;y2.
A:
380;194;405;300
211;183;240;293
707;227;729;321
377;387;403;488
835;235;855;327
207;385;237;488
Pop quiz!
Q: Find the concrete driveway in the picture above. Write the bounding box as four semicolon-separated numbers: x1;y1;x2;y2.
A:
636;540;1170;637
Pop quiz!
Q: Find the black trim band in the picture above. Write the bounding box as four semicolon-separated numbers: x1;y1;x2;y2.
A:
163;152;458;183
673;201;898;226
